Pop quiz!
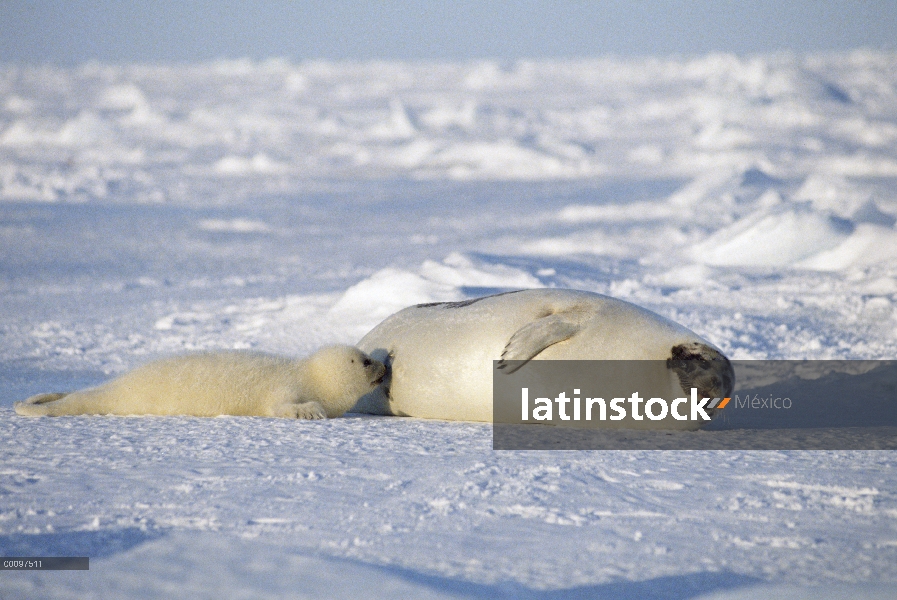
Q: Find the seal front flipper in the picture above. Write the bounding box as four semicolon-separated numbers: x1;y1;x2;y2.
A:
497;314;581;372
275;401;328;420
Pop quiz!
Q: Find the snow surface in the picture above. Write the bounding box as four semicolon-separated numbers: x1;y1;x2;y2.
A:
1;53;897;598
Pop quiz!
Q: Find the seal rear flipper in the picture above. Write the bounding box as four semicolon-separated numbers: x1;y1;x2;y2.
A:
498;314;582;372
22;392;68;405
14;393;69;416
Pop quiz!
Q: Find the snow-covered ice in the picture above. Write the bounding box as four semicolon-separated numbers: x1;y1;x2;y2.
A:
1;52;897;597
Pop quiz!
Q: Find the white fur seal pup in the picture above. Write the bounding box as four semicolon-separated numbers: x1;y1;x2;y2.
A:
354;289;733;429
15;345;386;419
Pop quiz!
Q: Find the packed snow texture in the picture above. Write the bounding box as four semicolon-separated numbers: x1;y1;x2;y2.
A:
1;53;897;598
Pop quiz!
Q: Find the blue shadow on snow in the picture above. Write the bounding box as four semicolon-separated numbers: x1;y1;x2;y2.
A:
346;557;760;600
0;527;163;559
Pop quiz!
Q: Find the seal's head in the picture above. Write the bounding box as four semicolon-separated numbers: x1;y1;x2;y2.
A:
304;346;387;417
666;342;735;418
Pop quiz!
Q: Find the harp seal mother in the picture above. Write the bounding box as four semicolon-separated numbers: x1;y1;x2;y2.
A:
354;289;733;430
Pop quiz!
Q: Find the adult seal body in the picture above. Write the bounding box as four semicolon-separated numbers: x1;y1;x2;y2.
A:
354;289;733;430
16;345;385;419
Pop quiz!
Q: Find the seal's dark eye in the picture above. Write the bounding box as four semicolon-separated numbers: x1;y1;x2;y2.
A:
363;358;372;367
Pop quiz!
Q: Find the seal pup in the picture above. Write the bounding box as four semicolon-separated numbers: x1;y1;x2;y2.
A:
354;289;733;429
15;345;386;419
